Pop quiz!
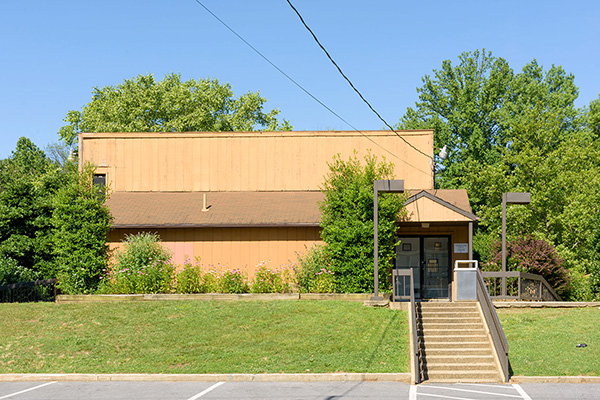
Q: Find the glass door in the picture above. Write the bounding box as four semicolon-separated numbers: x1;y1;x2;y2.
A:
422;237;450;298
395;237;421;299
395;236;451;300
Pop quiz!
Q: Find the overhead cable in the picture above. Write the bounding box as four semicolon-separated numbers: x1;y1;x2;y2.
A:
192;0;432;175
285;0;434;161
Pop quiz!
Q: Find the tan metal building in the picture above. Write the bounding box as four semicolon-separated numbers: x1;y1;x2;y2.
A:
80;130;477;299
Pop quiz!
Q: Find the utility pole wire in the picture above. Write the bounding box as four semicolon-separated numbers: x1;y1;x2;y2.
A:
285;0;434;160
192;0;432;174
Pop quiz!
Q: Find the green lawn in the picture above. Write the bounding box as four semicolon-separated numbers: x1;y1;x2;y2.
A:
0;300;409;374
498;308;600;376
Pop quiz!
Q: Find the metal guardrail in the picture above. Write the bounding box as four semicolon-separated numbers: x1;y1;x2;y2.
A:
409;268;420;384
481;271;561;301
476;269;509;382
0;278;57;303
393;268;421;384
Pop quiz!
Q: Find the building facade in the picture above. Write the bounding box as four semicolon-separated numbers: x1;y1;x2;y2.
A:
80;130;477;299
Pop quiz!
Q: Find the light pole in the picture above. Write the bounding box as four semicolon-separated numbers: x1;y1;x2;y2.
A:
372;179;404;301
501;192;531;297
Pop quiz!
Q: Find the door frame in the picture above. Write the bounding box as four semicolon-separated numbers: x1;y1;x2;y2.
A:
395;235;452;300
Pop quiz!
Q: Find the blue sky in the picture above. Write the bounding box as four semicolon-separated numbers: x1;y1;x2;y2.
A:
1;0;599;159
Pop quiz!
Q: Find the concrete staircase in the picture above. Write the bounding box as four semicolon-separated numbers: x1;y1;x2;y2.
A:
416;301;502;383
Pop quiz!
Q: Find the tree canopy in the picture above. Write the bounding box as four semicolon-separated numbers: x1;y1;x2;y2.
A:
319;152;408;293
59;73;292;146
399;49;600;300
0;137;112;293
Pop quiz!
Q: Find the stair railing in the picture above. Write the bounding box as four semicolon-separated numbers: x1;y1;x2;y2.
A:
409;267;420;384
476;267;509;382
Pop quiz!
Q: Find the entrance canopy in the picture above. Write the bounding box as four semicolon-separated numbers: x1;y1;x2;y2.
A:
404;189;478;223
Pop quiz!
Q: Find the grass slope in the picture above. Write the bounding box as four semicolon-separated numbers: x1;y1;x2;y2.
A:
498;308;600;376
0;301;409;374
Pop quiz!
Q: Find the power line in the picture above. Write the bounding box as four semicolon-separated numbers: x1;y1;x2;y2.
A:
192;0;432;175
285;0;434;161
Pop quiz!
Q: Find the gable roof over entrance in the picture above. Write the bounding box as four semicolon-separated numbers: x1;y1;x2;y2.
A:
404;189;478;222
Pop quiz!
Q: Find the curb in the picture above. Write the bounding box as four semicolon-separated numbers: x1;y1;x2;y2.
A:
510;376;600;383
493;301;600;308
55;293;390;303
0;373;411;383
2;373;600;383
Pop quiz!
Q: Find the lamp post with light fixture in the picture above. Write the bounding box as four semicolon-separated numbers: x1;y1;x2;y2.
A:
501;192;531;297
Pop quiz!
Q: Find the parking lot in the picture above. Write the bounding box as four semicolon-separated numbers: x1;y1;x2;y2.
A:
2;380;600;399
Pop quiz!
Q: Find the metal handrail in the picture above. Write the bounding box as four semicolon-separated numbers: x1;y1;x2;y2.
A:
409;268;420;384
481;271;561;301
476;269;509;382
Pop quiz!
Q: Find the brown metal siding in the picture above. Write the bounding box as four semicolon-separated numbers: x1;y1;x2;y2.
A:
107;226;323;277
81;131;434;192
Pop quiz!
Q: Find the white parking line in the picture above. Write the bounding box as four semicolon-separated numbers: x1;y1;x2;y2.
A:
456;383;516;390
417;392;483;400
186;381;225;400
512;384;532;400
0;382;56;399
422;385;522;398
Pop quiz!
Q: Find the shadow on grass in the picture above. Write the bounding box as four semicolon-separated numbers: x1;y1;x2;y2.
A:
363;311;399;371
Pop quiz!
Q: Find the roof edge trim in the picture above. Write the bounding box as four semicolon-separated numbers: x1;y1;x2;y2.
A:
404;190;479;221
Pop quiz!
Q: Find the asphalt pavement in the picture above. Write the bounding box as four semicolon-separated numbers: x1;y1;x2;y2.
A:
2;380;600;400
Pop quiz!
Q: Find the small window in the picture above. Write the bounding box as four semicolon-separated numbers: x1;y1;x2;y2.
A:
93;173;106;200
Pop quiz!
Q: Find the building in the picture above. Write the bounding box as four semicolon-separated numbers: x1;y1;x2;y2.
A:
79;130;477;300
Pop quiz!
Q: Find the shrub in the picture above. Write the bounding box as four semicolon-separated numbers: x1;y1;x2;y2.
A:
53;163;112;294
250;262;293;293
217;269;249;294
311;268;336;293
104;232;174;294
175;258;203;294
319;152;407;293
0;257;37;285
294;245;336;293
484;236;570;295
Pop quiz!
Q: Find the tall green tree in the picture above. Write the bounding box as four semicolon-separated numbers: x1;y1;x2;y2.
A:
399;50;600;299
398;49;514;190
0;138;65;278
52;163;112;294
319;152;408;293
59;73;292;146
0;138;113;293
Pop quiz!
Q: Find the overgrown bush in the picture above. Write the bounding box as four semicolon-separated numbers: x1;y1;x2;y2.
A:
102;232;174;294
175;258;203;294
250;262;293;293
294;245;335;293
217;269;249;294
484;236;570;295
319;153;407;293
0;257;37;285
53;163;112;294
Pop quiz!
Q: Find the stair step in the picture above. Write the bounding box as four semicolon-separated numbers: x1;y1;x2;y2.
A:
423;355;495;363
424;362;497;371
419;312;480;318
420;341;491;349
422;348;493;356
419;329;487;336
420;317;482;323
419;321;485;331
414;301;503;383
422;370;501;383
419;304;478;309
